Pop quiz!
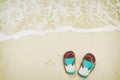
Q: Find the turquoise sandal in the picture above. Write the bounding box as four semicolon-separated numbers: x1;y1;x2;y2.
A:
78;53;96;78
63;51;76;74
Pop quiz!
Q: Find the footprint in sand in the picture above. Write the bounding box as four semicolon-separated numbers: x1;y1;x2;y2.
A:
44;59;55;65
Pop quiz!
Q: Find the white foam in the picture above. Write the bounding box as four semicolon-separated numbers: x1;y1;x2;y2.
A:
0;25;120;41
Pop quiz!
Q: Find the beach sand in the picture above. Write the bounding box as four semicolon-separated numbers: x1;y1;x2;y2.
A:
0;31;120;80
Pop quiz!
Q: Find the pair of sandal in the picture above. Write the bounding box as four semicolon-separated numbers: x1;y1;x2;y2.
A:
63;51;96;78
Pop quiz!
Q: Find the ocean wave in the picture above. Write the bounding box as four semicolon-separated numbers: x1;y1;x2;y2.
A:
0;25;119;41
0;0;120;41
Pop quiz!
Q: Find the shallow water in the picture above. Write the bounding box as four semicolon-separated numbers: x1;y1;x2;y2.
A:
0;0;120;41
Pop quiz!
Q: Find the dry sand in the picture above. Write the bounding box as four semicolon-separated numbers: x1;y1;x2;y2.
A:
0;31;120;80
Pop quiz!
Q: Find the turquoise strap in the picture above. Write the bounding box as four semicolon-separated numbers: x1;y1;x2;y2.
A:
64;58;75;65
83;59;94;69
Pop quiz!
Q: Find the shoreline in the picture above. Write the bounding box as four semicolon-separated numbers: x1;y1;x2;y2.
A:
0;25;120;41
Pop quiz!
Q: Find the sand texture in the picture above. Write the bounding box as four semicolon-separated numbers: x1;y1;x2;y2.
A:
0;31;120;80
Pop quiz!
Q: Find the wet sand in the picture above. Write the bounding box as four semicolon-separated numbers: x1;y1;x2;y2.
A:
0;31;120;80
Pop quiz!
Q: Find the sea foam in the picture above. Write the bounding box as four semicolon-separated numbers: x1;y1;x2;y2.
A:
0;25;119;41
0;0;120;41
